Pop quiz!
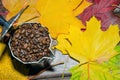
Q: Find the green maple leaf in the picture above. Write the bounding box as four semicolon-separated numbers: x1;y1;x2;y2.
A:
69;45;120;80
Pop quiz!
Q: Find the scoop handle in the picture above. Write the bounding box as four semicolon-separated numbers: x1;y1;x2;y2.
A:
0;15;9;28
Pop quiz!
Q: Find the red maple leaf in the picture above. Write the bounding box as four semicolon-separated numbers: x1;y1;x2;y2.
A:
77;0;120;31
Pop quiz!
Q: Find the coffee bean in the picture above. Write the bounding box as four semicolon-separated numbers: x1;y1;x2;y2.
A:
33;49;38;53
35;31;39;34
44;49;48;52
27;47;30;52
27;29;31;33
22;58;26;62
35;34;40;38
21;29;25;33
30;34;34;38
15;33;19;38
25;39;29;43
24;44;28;48
37;55;42;60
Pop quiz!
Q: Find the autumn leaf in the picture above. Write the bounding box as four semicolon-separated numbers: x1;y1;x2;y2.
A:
78;0;120;31
0;50;28;80
36;0;91;38
70;44;120;80
2;0;40;25
70;53;120;80
0;43;6;57
56;17;120;80
56;17;120;63
2;0;91;38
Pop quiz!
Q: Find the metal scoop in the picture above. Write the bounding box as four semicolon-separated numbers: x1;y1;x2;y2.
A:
0;5;29;40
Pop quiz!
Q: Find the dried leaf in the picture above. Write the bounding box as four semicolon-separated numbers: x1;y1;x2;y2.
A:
78;0;120;31
2;0;91;38
36;0;90;38
2;0;40;25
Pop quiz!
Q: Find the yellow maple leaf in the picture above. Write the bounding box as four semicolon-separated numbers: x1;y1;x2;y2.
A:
36;0;91;38
56;17;120;63
2;0;40;25
2;0;91;38
0;50;28;80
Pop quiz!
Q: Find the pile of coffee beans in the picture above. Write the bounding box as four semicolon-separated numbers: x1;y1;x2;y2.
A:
10;23;51;62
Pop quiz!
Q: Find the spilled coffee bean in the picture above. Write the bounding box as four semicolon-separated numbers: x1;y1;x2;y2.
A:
10;23;51;62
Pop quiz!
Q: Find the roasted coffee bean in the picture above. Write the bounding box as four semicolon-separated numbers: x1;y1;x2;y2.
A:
35;34;40;38
37;55;42;60
35;31;39;34
25;39;29;43
34;46;38;49
44;49;48;52
10;23;51;62
15;33;19;38
21;29;25;33
27;29;31;32
30;34;34;38
37;45;42;48
22;58;26;62
27;47;30;52
33;49;38;53
24;44;28;48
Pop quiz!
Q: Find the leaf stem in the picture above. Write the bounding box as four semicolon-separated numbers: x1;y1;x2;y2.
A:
73;0;84;11
87;63;90;80
78;60;95;67
24;16;39;22
79;61;89;66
